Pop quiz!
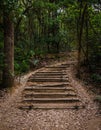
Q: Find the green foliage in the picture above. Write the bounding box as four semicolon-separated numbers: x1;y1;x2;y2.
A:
13;0;101;72
14;45;36;73
0;0;19;13
15;59;30;74
91;74;101;83
14;61;20;72
20;60;30;72
0;0;101;78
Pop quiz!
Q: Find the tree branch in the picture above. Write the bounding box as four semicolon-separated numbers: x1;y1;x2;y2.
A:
15;5;32;32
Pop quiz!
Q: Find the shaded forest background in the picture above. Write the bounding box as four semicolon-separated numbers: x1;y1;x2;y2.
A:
0;0;101;88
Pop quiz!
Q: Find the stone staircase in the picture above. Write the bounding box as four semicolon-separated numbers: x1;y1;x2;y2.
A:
19;63;82;109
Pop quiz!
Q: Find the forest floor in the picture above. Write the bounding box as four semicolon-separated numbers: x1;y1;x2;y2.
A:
0;52;101;130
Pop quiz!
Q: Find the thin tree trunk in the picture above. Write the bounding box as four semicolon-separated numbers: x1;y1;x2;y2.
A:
2;12;14;88
77;2;87;77
85;9;89;64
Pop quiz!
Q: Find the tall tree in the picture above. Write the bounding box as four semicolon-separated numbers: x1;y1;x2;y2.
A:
0;0;18;87
77;1;87;77
3;10;14;87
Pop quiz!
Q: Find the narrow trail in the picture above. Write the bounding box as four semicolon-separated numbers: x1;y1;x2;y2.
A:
0;60;100;130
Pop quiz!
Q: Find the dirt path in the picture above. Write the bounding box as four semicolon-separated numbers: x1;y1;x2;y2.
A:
0;59;100;130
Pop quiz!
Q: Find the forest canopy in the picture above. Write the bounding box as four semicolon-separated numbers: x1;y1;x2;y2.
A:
0;0;101;87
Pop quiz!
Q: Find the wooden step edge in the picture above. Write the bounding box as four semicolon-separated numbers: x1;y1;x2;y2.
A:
22;98;81;103
26;83;71;87
22;97;80;100
18;103;84;110
24;87;75;90
36;83;70;87
23;94;77;98
32;75;67;77
28;77;69;80
33;73;67;75
23;92;77;95
46;66;67;68
36;72;66;74
28;79;68;82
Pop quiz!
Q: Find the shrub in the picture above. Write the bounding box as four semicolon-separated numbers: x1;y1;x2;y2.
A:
91;74;101;83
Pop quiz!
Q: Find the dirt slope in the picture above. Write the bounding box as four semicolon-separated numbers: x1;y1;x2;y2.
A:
0;54;100;130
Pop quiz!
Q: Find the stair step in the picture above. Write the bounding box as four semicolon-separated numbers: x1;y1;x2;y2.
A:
36;72;65;74
22;97;80;103
23;93;77;98
46;66;67;68
18;63;83;110
28;78;68;82
19;102;83;109
31;75;64;78
35;83;70;87
26;83;70;87
24;89;75;93
31;74;68;78
33;73;67;76
24;86;75;92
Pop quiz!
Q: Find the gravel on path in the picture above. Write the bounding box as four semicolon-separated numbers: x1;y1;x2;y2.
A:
0;61;100;130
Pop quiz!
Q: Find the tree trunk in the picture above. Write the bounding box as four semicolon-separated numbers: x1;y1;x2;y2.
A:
77;2;87;78
85;5;89;64
2;12;14;88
